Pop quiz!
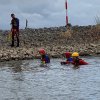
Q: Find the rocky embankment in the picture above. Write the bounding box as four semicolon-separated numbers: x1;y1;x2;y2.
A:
0;25;100;61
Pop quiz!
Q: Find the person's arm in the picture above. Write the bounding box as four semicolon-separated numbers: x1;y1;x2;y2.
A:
10;19;13;25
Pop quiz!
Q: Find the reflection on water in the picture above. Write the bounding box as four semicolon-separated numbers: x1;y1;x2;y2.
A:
0;57;100;100
11;61;23;73
72;66;80;70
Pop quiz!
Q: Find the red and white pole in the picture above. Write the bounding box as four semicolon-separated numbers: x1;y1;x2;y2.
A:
65;0;68;26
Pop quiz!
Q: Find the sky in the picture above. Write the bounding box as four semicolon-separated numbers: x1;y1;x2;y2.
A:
0;0;100;29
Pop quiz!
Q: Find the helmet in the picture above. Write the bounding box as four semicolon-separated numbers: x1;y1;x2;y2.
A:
72;52;79;57
65;52;71;58
39;49;46;54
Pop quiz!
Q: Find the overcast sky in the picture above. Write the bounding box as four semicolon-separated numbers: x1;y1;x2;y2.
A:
0;0;100;29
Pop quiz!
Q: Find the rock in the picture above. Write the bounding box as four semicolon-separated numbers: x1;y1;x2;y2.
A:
0;54;3;57
96;51;100;55
80;52;91;56
90;43;97;47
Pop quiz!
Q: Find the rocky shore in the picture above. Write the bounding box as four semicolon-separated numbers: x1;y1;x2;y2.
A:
0;25;100;61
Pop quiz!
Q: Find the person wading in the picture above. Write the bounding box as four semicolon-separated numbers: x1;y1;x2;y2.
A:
10;14;19;47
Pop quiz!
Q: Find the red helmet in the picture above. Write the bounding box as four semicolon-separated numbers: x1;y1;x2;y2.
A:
39;49;46;54
65;52;71;58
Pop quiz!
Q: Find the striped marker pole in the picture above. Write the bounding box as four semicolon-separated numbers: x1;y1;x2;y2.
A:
65;0;68;26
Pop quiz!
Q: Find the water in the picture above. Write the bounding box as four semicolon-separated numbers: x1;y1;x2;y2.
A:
0;57;100;100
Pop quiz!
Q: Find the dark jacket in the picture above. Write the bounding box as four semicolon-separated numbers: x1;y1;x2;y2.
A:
11;18;19;29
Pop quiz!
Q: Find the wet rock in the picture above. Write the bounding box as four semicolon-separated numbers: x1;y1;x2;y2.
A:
96;51;100;55
79;52;92;56
90;43;97;47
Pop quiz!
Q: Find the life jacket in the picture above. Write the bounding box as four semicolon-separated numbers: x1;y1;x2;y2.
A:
67;57;73;62
61;57;73;65
72;58;88;65
41;55;50;64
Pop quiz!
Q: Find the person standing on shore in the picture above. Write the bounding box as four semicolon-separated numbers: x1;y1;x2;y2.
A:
10;13;19;47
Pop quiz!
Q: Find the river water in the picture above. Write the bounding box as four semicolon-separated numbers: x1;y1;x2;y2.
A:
0;57;100;100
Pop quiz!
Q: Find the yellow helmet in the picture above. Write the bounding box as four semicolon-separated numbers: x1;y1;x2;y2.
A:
72;52;79;57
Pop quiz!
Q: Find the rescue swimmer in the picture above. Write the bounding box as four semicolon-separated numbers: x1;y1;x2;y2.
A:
61;52;73;65
72;52;88;66
39;49;50;64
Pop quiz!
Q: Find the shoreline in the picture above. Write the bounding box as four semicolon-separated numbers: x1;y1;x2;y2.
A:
0;47;100;62
0;25;100;62
0;55;100;62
